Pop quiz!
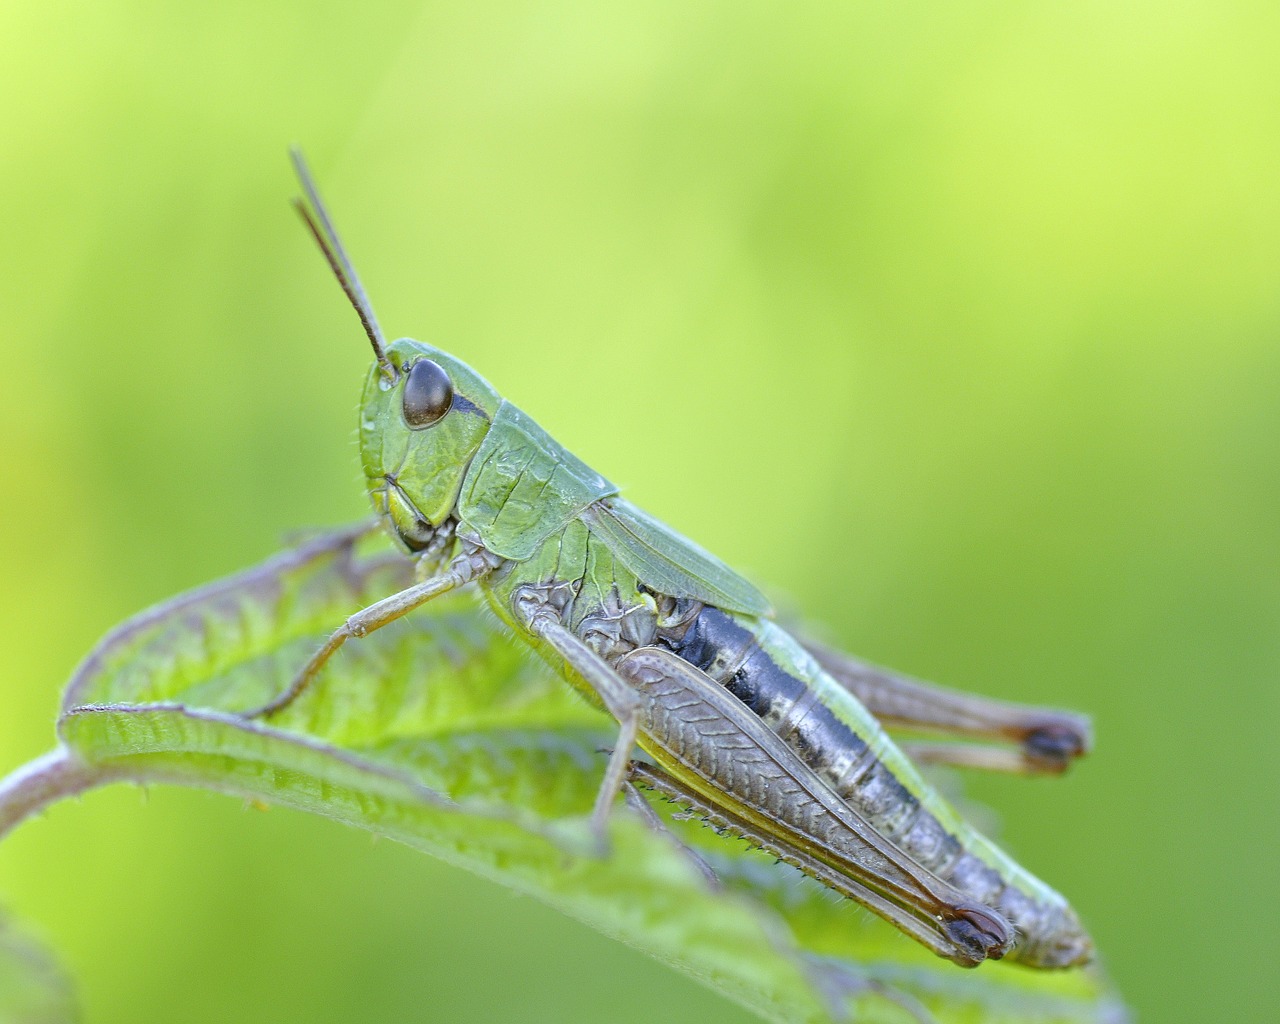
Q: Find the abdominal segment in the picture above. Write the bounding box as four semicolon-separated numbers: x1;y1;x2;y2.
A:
655;606;1092;968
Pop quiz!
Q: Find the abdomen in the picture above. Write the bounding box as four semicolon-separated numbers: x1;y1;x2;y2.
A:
659;606;1091;968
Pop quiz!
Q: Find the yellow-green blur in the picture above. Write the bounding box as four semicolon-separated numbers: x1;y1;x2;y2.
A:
0;3;1276;1022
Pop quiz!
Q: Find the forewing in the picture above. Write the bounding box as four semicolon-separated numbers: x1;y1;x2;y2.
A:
582;498;772;616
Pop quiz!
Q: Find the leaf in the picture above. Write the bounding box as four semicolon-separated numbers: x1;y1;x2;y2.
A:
1;526;1128;1024
0;911;77;1024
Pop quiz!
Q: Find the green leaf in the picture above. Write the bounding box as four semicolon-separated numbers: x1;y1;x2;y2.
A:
1;526;1128;1024
0;912;77;1024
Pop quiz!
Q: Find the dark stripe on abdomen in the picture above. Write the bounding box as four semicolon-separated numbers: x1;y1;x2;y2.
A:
661;607;1092;965
664;608;965;875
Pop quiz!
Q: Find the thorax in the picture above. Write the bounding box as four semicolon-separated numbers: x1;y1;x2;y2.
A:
478;520;664;696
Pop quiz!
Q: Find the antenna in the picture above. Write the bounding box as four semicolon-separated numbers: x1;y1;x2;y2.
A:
289;147;396;381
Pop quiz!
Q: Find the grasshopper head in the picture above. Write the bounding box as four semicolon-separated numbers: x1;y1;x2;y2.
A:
360;339;500;550
287;150;503;552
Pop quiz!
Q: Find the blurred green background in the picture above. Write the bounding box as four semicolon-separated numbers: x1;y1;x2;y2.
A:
0;2;1276;1022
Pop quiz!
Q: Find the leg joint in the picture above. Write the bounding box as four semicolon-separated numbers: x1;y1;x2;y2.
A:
511;581;575;632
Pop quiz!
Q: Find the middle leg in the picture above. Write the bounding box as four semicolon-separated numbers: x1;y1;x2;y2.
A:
513;594;643;845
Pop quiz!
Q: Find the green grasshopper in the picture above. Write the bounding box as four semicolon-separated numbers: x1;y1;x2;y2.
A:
251;151;1095;971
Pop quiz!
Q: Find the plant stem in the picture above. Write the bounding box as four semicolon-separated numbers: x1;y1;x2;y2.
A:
0;748;106;841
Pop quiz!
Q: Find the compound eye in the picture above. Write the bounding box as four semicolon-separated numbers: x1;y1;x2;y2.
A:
402;359;453;428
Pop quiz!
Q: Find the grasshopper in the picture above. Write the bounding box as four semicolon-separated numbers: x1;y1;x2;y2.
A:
250;151;1094;970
